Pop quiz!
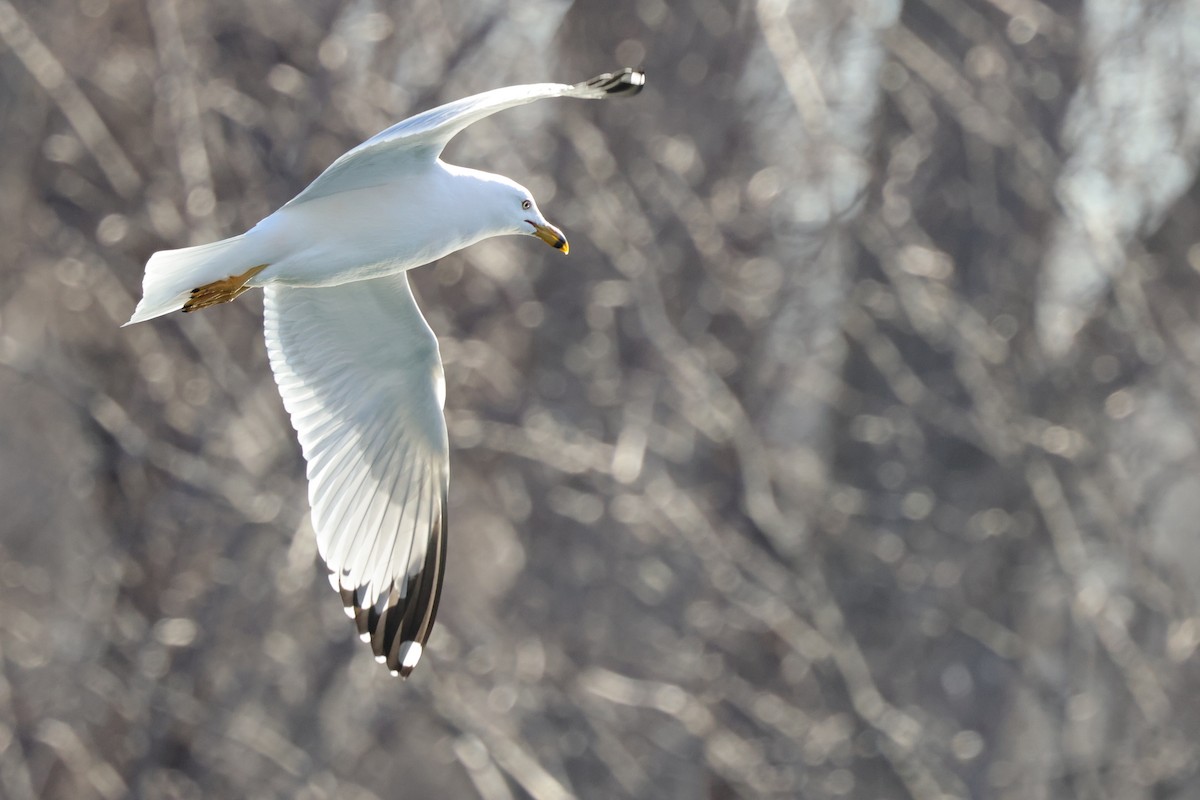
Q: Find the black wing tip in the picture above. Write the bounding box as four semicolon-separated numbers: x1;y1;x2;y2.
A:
342;582;431;678
586;67;646;97
330;500;448;679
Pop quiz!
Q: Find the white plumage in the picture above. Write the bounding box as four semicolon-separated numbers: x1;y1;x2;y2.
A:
125;68;644;676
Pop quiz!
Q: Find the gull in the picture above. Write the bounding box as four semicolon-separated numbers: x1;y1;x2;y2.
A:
125;67;645;676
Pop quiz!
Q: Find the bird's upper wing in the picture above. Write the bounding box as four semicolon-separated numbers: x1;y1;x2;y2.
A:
284;68;644;207
263;272;448;677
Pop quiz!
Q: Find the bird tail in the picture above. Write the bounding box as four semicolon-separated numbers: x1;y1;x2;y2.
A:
124;234;260;326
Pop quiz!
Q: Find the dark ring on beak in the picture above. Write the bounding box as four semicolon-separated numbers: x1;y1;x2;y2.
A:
528;220;569;254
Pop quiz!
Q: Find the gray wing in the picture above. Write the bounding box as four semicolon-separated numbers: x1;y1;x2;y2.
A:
284;68;644;207
263;273;448;677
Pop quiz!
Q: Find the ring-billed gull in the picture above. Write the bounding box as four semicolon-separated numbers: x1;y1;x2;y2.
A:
125;67;645;677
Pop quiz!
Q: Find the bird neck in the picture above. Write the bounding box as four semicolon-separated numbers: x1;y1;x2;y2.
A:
435;162;520;239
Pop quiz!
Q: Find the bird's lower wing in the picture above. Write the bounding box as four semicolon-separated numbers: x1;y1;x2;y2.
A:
263;273;449;677
284;68;645;207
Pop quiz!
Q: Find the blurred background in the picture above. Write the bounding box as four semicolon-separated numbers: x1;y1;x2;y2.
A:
3;0;1200;797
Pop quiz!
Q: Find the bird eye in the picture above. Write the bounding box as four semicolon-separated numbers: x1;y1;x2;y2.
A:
521;199;532;210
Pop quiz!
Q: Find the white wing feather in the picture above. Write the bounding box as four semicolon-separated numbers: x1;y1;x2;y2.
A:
285;69;645;207
263;272;448;676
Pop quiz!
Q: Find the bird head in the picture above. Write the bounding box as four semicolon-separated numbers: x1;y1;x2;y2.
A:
474;173;568;255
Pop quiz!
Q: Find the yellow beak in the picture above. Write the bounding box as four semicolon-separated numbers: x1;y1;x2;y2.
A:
528;220;569;254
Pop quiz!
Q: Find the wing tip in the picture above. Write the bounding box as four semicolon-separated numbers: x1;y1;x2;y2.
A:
391;643;421;679
328;499;446;679
581;67;646;98
397;641;423;674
